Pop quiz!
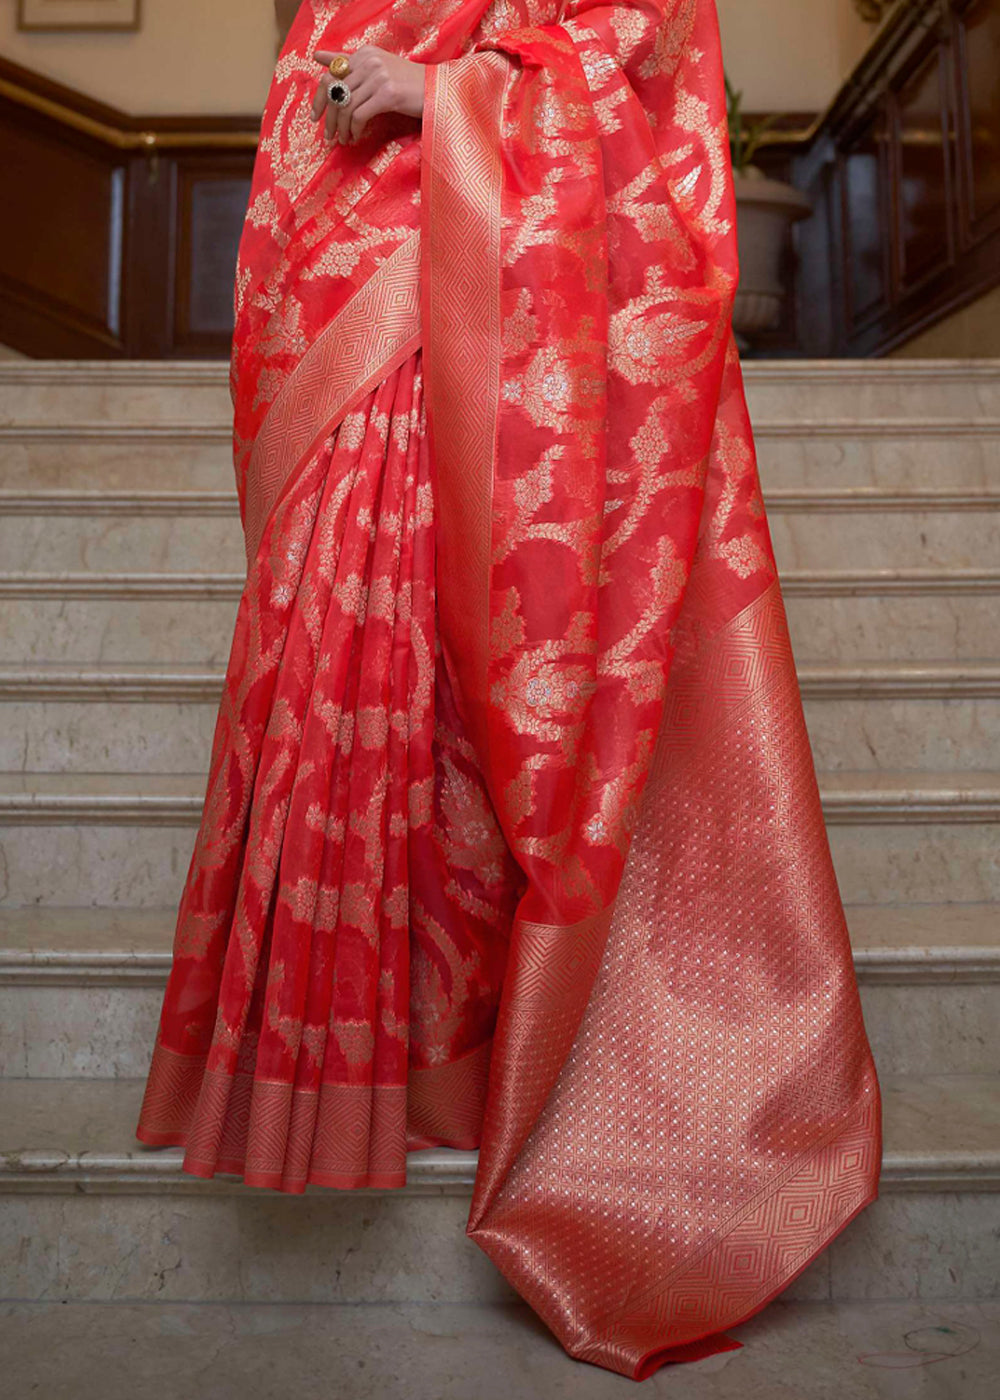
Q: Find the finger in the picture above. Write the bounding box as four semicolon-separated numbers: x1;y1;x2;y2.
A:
325;99;340;142
334;91;356;145
343;74;377;115
311;77;329;122
350;50;376;81
332;73;376;144
313;50;354;88
340;73;382;143
349;92;386;142
313;50;353;71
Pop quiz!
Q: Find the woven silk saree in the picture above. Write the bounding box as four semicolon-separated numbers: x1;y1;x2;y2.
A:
137;0;882;1378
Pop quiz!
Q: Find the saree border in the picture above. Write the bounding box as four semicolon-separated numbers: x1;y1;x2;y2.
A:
466;581;883;1371
469;906;612;1214
408;1038;493;1147
136;1036;492;1188
421;52;508;735
242;232;422;569
598;1092;882;1378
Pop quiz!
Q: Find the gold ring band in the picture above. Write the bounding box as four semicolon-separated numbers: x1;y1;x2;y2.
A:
328;55;350;79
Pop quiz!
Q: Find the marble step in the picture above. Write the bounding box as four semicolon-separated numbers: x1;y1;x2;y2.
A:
767;497;1000;571
1;905;996;1080
3;426;997;497
3;488;999;574
0;1074;997;1308
821;771;1000;904
0;500;245;574
758;429;1000;493
4;1300;1000;1400
786;588;999;664
1;769;998;825
0;363;997;498
745;360;1000;496
0;362;233;428
0;695;219;776
742;360;1000;420
0;436;235;493
805;693;1000;772
0;770;998;907
2;571;998;667
1;662;998;774
3;358;997;425
0;593;241;666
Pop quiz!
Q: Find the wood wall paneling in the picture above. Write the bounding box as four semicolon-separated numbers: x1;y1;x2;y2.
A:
958;0;1000;241
0;114;123;355
788;0;1000;356
121;152;178;360
893;38;955;295
173;164;251;354
0;55;256;358
841;103;892;334
2;6;999;360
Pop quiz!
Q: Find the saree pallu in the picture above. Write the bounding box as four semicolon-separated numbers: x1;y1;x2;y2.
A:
137;0;882;1378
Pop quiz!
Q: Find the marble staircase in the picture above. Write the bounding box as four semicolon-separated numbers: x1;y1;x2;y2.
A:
1;360;998;1330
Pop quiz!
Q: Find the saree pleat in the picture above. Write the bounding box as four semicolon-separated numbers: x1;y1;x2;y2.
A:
138;0;882;1379
141;356;469;1187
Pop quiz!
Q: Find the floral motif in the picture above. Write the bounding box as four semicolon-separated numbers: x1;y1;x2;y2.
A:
138;0;880;1381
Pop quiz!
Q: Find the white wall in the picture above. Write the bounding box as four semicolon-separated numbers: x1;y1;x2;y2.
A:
891;286;1000;359
0;0;278;115
0;0;875;117
716;0;873;112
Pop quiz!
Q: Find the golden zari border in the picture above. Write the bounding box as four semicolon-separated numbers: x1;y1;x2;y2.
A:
137;1038;492;1186
468;581;882;1374
242;232;422;569
470;906;612;1212
421;52;508;736
408;1038;494;1147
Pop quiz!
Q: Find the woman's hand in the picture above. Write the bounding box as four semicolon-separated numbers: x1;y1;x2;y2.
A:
311;47;425;145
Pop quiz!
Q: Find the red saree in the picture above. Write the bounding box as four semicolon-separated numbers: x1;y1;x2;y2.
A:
136;0;882;1378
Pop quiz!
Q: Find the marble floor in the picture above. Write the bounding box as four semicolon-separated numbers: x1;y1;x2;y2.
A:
1;1300;997;1400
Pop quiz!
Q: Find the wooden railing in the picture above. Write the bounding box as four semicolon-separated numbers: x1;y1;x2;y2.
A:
1;1;998;360
0;57;259;359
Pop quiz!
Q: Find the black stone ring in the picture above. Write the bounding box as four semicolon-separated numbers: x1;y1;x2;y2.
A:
328;80;352;108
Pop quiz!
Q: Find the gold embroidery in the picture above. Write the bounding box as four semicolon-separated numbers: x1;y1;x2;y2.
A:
244;234;422;568
423;52;509;739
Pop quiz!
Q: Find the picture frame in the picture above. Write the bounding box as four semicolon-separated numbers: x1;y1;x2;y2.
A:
17;0;142;32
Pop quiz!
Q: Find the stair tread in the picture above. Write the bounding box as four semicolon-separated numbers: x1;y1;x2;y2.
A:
0;771;205;799
845;903;1000;953
3;660;999;710
0;907;175;955
2;358;998;384
3;1299;1000;1399
0;661;223;679
4;485;1000;504
820;770;1000;797
1;904;997;964
3;769;1000;802
0;1074;997;1185
5;566;999;580
0;488;237;500
2;658;998;679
